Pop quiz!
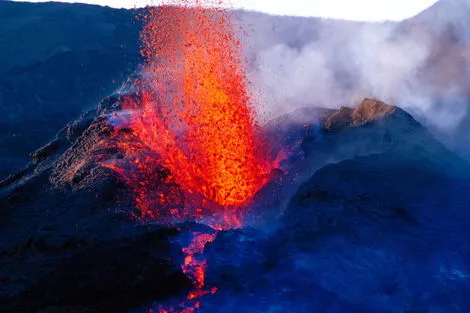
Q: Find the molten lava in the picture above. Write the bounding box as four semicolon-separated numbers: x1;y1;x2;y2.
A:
134;3;270;214
181;232;216;289
105;1;272;312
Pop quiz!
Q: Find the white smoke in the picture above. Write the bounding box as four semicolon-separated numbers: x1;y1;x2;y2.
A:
233;2;470;138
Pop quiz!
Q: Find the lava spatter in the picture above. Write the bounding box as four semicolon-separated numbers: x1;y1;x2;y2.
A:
136;3;271;212
105;1;272;312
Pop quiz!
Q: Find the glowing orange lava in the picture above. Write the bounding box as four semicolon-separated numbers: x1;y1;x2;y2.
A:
135;2;270;214
105;2;272;312
181;232;216;288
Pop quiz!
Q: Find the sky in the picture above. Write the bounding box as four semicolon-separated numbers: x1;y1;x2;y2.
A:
12;0;440;21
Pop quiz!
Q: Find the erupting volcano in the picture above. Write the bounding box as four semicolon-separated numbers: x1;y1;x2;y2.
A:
5;1;470;312
109;1;272;224
104;1;272;312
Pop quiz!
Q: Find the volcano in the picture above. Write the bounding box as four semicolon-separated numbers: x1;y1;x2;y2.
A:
2;94;470;312
2;1;470;313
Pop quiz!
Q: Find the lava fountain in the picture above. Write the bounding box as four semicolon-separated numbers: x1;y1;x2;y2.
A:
127;2;272;223
105;1;272;312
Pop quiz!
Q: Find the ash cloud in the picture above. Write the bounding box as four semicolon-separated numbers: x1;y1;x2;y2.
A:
233;1;470;140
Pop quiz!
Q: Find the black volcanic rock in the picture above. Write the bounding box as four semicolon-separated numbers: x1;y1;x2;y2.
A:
0;94;193;313
273;102;470;312
275;152;470;312
2;227;192;313
0;1;142;179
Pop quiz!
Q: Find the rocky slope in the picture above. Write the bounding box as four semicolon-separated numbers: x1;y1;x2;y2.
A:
0;1;141;178
0;93;196;312
252;98;468;224
275;150;470;312
2;94;469;312
202;99;470;313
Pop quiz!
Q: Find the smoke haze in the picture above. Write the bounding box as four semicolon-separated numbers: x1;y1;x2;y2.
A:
233;0;470;145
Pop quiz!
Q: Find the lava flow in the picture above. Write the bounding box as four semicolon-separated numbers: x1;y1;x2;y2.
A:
104;1;272;312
